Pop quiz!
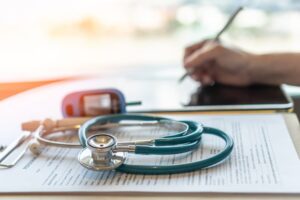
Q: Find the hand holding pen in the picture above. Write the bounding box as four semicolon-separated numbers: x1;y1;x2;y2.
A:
179;6;244;84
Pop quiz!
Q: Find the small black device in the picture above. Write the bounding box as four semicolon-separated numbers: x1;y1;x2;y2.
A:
184;84;293;111
128;83;293;113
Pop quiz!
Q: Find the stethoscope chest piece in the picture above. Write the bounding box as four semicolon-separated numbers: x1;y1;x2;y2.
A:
78;134;126;171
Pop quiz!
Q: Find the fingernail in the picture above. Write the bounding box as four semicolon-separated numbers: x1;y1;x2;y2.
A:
191;74;199;81
202;76;212;85
187;68;195;75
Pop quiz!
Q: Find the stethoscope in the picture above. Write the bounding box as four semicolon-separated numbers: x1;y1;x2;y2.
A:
2;88;234;174
22;114;234;174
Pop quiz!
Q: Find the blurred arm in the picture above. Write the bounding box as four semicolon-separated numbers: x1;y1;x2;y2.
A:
183;40;300;86
250;53;300;86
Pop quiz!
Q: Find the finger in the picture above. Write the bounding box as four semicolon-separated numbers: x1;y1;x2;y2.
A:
192;72;214;86
191;74;201;82
184;43;221;70
197;65;214;85
190;68;207;82
201;75;214;86
190;66;211;83
184;40;209;59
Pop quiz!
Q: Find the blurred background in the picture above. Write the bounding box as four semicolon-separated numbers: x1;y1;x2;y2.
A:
0;0;300;90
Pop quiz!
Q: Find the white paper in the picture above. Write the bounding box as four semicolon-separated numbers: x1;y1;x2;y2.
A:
0;114;300;194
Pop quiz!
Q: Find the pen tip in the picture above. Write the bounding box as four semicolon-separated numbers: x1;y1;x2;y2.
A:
178;73;188;83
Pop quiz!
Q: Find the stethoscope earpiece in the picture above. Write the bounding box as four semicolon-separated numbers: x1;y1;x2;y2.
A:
28;139;43;156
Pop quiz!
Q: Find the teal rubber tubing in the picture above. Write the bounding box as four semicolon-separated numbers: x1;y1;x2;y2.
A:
78;114;234;174
78;114;202;148
135;137;202;155
153;120;203;146
79;114;170;148
116;127;234;174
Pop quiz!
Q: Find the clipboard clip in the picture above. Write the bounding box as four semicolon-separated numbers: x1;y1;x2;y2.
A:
0;132;31;168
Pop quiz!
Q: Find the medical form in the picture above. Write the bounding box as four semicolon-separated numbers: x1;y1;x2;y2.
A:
0;114;300;194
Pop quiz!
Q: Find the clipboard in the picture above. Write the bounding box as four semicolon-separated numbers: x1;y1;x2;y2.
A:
0;113;299;199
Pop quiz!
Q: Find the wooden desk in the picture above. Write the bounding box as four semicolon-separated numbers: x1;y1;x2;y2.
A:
0;78;73;100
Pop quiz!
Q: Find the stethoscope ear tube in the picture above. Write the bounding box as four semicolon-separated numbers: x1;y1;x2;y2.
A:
135;138;201;155
117;127;234;175
78;114;172;148
153;120;203;145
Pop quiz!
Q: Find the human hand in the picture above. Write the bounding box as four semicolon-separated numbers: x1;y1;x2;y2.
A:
183;40;256;86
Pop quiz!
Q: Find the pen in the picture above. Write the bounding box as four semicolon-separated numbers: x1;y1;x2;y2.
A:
178;6;244;83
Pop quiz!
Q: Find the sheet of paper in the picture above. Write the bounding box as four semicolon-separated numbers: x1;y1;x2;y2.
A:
0;114;299;194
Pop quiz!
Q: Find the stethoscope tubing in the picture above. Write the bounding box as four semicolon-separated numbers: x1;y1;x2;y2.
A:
35;125;81;148
78;114;234;174
117;127;234;174
79;114;203;151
